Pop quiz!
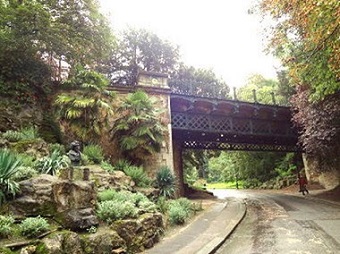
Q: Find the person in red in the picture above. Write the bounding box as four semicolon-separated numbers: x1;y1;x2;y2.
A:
297;173;309;195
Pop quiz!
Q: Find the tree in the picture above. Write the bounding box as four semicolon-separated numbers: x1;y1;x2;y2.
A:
170;64;230;98
103;28;179;85
237;74;288;105
258;0;340;101
111;90;167;164
0;0;115;93
54;66;115;142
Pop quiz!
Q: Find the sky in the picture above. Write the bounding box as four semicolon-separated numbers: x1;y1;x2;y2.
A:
99;0;281;88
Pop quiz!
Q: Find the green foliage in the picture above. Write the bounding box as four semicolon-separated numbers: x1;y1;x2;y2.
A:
82;144;104;164
167;198;194;225
156;197;169;214
97;189;157;221
170;64;230;98
0;149;22;205
123;165;151;187
55;66;115;142
86;226;97;234
12;166;38;182
259;0;340;100
97;189;117;202
100;160;116;173
0;215;15;238
237;74;288;106
16;154;35;167
2;130;22;142
111;90;166;163
2;126;39;142
274;153;296;177
20;216;49;238
155;166;176;199
113;159;132;171
38;113;63;144
107;27;179;85
97;200;138;222
48;143;66;155
34;150;69;175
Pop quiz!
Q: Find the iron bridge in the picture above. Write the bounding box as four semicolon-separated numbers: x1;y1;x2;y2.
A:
170;94;299;152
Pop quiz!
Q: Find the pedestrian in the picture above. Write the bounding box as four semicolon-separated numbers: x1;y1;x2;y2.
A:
297;173;309;195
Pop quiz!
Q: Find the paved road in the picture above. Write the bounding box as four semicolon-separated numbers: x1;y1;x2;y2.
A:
214;190;340;254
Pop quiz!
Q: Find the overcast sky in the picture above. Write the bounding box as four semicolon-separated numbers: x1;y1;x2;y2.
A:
99;0;280;88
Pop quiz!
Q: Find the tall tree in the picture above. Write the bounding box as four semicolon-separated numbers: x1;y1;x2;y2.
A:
259;0;340;101
0;0;115;91
104;27;180;85
170;64;230;98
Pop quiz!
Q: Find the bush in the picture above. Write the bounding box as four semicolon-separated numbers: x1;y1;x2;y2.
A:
156;197;169;214
97;189;117;202
123;166;151;187
34;150;69;175
0;215;15;238
155;166;176;198
12;166;38;181
48;143;65;155
97;200;138;222
113;159;131;171
17;154;35;167
0;149;22;205
2;127;39;142
97;190;158;221
167;198;194;225
20;216;49;238
2;130;22;142
82;144;104;164
100;160;115;173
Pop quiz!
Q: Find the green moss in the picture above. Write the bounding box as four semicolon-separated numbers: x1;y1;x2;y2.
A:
35;243;48;254
10;139;42;153
0;247;16;254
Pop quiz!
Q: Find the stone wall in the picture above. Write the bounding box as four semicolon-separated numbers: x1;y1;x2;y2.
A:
303;154;340;189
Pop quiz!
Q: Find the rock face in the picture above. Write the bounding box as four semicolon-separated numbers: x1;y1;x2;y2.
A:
10;174;98;230
112;213;164;253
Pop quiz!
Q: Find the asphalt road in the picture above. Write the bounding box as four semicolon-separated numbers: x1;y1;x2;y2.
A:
212;190;340;254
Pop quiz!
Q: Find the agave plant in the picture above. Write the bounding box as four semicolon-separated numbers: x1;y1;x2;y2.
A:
0;149;22;205
156;166;176;199
35;149;69;175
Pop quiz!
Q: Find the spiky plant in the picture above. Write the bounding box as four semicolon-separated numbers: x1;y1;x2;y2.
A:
54;66;115;142
34;149;69;175
111;90;167;163
0;149;22;205
156;166;176;199
83;144;104;164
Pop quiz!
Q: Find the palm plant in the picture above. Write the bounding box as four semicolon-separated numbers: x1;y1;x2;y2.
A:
0;149;22;205
54;66;115;142
111;90;167;163
34;149;69;175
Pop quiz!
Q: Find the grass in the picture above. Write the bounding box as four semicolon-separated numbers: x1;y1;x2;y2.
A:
206;181;245;189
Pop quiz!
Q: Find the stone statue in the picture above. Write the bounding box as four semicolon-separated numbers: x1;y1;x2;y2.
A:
68;140;82;166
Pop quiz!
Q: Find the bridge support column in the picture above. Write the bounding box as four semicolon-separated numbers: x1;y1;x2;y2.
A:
172;139;184;197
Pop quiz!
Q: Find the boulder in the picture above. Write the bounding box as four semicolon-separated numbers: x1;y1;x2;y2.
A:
82;230;127;254
58;208;98;231
112;213;164;252
40;231;82;254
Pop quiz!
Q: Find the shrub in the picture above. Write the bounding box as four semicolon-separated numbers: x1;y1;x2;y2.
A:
98;189;117;202
97;200;138;222
167;198;194;225
20;216;50;238
12;166;38;181
156;196;168;214
100;160;116;173
0;215;15;238
48;143;65;155
123;166;151;187
83;144;104;164
113;159;131;171
155;166;176;198
17;154;35;167
2;130;22;142
34;150;69;175
19;126;39;140
0;149;22;205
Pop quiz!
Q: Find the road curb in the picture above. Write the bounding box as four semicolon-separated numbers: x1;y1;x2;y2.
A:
204;200;247;254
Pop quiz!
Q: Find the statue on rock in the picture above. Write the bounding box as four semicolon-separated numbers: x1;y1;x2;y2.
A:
68;140;82;166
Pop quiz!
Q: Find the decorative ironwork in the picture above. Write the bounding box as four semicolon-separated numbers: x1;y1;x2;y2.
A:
182;140;299;152
170;94;300;152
